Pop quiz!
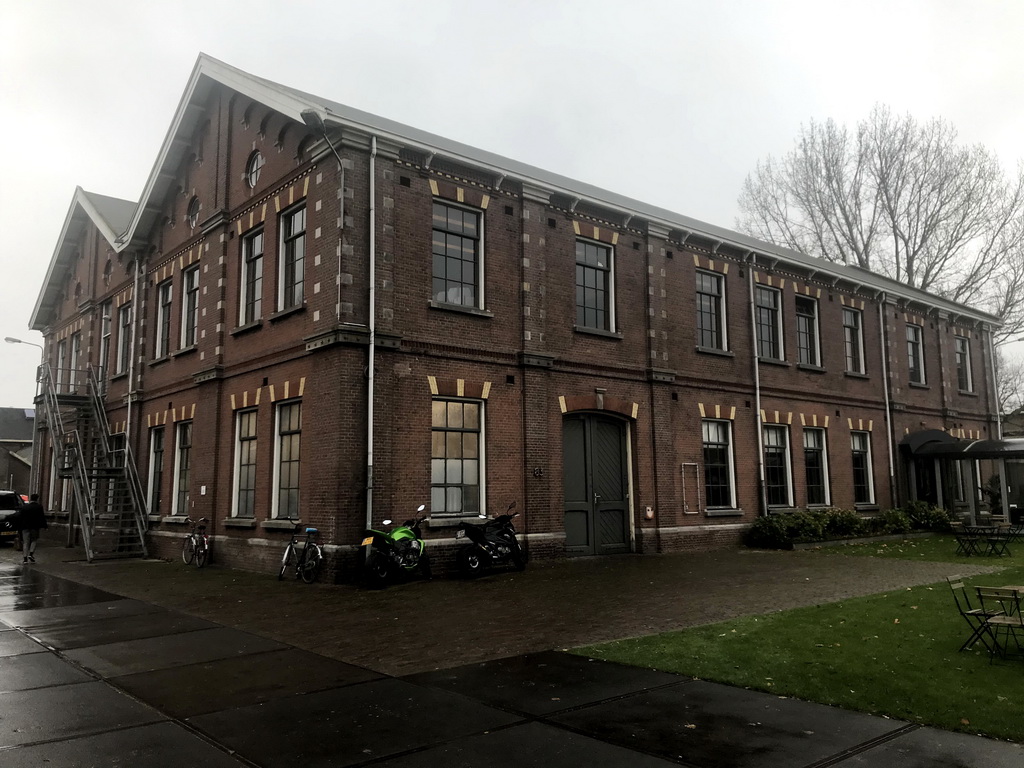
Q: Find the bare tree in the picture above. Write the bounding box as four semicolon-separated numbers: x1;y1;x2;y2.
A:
738;106;1024;342
997;348;1024;416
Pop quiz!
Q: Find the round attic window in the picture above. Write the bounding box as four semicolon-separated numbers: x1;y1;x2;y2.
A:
246;151;265;188
187;196;200;229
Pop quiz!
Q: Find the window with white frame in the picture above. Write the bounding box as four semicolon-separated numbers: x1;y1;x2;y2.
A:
575;239;614;332
803;428;830;506
148;426;164;516
696;271;726;350
233;409;258;518
763;424;793;507
69;332;81;390
279;206;306;311
172;421;192;515
795;296;820;366
702;419;735;509
240;228;264;326
431;399;483;515
116;304;132;374
273;401;301;519
843;308;864;374
98;301;112;384
432;201;482;308
851;431;875;504
955;336;973;392
181;266;199;348
906;324;925;384
55;339;67;390
755;286;783;360
155;280;172;358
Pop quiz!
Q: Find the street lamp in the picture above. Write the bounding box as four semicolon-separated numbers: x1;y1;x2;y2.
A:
5;336;45;495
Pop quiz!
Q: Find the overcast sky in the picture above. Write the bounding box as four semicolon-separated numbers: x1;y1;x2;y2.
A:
3;0;1024;408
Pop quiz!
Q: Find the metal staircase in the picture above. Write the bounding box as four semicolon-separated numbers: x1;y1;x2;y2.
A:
38;365;148;561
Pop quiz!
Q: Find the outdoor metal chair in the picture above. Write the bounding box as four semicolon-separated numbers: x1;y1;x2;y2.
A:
985;529;1012;557
951;522;981;556
975;587;1024;661
947;577;1002;653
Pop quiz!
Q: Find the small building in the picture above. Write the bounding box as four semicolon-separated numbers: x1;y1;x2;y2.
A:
0;408;34;493
27;54;1000;570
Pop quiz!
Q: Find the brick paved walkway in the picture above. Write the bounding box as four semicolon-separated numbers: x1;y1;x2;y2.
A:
1;540;1000;675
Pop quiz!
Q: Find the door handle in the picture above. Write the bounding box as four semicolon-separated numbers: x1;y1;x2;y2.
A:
594;493;601;505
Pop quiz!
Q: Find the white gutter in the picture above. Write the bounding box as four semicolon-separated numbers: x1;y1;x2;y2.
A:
877;294;896;506
126;256;141;441
987;325;1002;439
366;136;377;529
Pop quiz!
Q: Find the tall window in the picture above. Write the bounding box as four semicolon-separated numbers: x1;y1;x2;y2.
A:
181;266;199;348
795;296;820;366
155;280;172;358
696;271;726;350
803;428;830;506
280;206;306;311
98;301;112;384
702;420;735;508
763;425;793;507
851;431;874;504
755;286;782;360
575;239;613;331
173;421;192;515
116;304;132;374
274;402;301;519
240;229;264;325
148;427;164;516
843;308;864;374
906;324;924;384
955;336;973;392
55;339;67;389
69;332;81;391
234;410;258;518
431;202;481;308
431;399;482;515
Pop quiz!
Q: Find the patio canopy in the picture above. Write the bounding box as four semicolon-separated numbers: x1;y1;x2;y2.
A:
903;430;1024;460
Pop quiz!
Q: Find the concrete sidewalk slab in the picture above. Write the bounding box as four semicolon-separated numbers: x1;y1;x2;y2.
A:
25;609;217;650
549;677;910;768
3;722;250;768
63;625;287;677
406;650;682;715
113;647;383;719
833;726;1024;766
0;629;47;657
0;597;165;630
0;651;94;690
189;677;522;768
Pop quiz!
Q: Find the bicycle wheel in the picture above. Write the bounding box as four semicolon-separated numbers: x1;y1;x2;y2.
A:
278;544;293;580
299;544;322;584
182;536;196;565
196;537;209;568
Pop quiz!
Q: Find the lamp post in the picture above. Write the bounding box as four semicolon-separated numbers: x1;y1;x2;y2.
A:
5;336;45;495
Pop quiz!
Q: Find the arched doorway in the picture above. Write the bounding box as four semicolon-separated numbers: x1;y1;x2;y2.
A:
562;413;631;555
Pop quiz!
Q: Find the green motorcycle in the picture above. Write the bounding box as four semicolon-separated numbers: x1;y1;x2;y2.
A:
359;504;431;587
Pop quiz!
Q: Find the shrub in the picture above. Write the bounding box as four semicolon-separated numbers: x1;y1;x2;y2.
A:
824;509;868;538
878;508;912;534
904;501;953;531
787;510;830;542
744;514;793;550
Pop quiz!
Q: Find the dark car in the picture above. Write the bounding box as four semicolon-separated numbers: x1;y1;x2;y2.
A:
0;490;23;543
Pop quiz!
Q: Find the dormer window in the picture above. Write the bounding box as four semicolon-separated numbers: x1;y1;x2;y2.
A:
246;151;265;189
187;196;200;229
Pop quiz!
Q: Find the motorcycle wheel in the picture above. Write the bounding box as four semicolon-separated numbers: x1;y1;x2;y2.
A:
418;552;432;580
511;541;527;571
362;551;391;588
457;546;486;578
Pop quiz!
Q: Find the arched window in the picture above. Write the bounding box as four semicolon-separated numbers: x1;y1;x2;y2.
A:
187;196;200;229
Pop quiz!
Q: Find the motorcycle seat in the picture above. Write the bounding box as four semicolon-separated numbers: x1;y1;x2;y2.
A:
305;527;318;534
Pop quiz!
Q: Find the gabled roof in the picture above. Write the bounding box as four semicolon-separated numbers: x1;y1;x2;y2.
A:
0;407;34;442
30;188;135;330
33;53;1002;334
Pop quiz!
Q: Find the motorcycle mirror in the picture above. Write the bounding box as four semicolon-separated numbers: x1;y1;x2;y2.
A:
382;519;393;526
508;501;517;511
417;504;426;512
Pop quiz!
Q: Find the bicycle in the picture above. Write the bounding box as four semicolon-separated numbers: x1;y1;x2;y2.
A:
279;525;323;583
182;517;209;568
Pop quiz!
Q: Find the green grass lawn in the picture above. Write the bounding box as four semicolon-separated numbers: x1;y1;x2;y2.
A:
575;535;1024;742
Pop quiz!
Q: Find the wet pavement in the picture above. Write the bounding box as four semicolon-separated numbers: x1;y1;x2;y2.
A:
1;551;1023;766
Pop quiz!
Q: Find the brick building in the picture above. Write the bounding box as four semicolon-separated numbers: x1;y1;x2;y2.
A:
28;54;999;572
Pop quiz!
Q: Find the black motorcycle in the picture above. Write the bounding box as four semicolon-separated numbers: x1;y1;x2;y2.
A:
455;501;526;577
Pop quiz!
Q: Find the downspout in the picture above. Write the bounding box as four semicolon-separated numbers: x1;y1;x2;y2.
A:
877;294;897;507
986;325;1002;439
747;259;767;515
366;136;377;529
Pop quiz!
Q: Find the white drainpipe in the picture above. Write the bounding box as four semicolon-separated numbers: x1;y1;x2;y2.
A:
366;136;377;530
877;294;896;506
748;261;767;515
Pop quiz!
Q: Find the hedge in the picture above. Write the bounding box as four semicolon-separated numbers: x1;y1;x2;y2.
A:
744;504;953;550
